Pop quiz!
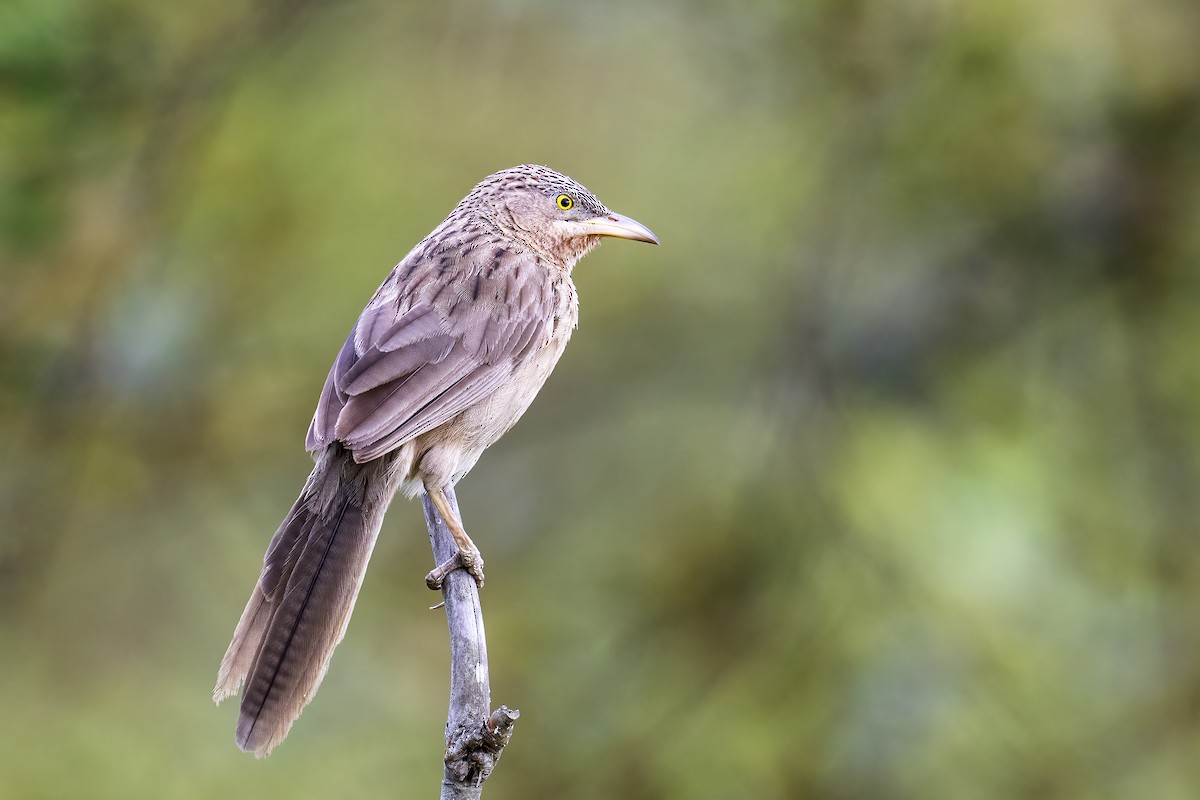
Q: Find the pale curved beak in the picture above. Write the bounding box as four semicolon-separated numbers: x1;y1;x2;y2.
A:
582;211;659;244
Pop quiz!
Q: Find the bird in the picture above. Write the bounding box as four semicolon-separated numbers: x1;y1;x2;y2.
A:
213;164;658;757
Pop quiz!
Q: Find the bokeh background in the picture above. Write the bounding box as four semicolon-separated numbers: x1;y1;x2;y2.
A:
3;0;1199;797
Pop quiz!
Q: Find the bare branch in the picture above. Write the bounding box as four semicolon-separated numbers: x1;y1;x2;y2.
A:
422;487;518;799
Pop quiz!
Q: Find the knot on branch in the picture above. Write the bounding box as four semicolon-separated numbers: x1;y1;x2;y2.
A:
483;705;520;750
445;706;521;787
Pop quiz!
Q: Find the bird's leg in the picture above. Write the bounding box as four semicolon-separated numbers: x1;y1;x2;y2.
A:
424;486;486;590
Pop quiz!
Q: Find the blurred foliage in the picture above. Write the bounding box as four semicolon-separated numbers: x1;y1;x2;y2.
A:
2;0;1199;797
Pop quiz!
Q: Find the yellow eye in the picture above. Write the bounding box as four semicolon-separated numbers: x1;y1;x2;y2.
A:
555;194;574;210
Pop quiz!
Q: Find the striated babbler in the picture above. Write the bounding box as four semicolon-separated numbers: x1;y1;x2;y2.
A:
214;165;658;757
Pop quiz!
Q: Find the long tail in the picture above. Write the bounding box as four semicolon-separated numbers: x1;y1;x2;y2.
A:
214;445;398;757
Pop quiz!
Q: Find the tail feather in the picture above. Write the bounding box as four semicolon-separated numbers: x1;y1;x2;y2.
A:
215;447;396;757
213;587;271;703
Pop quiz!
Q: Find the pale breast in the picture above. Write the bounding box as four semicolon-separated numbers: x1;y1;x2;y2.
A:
456;271;578;452
403;264;579;493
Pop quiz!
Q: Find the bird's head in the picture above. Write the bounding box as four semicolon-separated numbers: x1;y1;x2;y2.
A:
459;165;658;268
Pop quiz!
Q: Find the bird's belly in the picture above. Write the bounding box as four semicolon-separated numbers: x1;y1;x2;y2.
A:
461;332;569;451
404;331;571;495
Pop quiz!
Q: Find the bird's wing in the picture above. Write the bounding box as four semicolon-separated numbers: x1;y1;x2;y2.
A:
305;250;555;462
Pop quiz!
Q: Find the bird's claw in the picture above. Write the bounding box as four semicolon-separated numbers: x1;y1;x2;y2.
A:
460;546;486;587
425;547;486;591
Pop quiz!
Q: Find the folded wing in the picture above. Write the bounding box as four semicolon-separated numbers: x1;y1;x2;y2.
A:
306;251;554;463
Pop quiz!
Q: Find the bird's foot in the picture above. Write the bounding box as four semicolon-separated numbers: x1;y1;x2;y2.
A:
425;545;486;590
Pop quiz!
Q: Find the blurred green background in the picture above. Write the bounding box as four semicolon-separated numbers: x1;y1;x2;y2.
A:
3;0;1199;797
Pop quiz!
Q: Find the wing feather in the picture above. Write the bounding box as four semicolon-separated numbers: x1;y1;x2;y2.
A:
305;248;555;462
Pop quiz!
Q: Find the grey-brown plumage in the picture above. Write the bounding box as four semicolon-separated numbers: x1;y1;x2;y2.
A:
214;165;657;757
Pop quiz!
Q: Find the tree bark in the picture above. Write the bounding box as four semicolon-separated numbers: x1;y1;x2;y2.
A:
422;487;519;799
